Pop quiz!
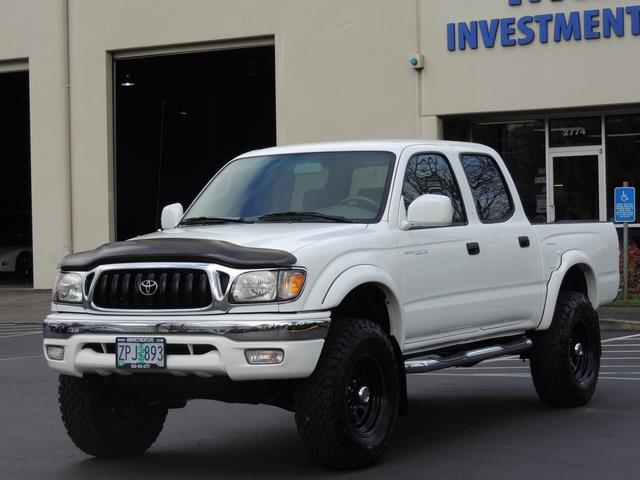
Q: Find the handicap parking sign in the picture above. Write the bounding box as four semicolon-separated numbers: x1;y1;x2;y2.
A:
615;187;636;223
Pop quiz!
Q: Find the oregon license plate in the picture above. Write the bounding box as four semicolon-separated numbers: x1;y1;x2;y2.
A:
115;337;166;370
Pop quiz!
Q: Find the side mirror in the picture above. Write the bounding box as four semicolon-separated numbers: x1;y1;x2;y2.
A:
400;194;453;230
161;203;184;230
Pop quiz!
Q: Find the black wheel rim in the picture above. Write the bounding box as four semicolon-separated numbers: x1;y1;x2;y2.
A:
346;353;386;438
569;316;597;383
110;396;151;430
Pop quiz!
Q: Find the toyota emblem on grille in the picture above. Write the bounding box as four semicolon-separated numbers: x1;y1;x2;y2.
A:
140;279;159;296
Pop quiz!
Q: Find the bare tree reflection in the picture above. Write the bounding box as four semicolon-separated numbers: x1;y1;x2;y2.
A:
402;154;466;224
460;155;512;222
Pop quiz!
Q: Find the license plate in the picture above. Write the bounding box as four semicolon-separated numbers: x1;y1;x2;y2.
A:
116;337;166;370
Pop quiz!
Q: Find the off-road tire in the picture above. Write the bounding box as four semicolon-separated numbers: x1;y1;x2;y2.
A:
59;374;168;457
530;291;601;407
294;318;399;469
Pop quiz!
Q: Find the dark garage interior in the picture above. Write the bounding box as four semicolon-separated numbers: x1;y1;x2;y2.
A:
0;70;32;285
114;45;276;241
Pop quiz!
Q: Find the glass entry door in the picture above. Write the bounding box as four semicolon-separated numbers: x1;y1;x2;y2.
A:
549;151;605;222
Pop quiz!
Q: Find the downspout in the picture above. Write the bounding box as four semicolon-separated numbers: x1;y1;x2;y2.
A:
414;0;442;139
63;0;74;253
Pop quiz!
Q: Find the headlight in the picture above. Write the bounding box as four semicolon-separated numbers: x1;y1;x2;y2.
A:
53;272;84;303
231;269;306;303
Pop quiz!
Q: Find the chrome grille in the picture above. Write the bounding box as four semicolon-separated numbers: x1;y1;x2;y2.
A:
92;269;213;310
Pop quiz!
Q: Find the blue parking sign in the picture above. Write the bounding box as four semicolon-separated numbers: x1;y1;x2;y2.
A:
615;187;636;223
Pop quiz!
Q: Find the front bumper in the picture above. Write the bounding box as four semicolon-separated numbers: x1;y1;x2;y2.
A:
43;311;330;380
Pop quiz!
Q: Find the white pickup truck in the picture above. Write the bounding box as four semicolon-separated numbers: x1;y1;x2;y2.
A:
43;140;619;469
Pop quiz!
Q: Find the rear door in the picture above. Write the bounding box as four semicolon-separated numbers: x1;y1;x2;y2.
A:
458;152;546;330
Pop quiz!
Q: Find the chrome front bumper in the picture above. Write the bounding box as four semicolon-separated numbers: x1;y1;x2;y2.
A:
43;311;330;380
43;311;330;341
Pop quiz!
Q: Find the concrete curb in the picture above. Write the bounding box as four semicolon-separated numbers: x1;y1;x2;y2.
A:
600;319;640;332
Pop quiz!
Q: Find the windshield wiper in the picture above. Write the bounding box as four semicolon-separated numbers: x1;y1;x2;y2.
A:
257;211;354;223
179;216;254;226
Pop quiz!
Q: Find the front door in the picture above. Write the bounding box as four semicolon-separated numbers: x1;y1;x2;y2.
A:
549;150;605;222
396;151;488;345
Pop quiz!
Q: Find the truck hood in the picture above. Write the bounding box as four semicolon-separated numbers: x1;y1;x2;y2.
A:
138;223;368;254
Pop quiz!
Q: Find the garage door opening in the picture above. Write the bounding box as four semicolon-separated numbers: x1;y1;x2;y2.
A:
114;45;276;241
0;70;32;286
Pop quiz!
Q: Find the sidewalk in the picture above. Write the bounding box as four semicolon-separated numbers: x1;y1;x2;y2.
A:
0;288;639;330
598;306;640;331
0;289;51;324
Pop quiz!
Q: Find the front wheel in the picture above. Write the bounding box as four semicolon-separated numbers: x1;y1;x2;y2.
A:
294;318;399;469
530;291;601;407
59;375;168;457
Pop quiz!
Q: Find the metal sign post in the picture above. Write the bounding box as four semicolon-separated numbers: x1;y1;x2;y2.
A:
615;183;636;300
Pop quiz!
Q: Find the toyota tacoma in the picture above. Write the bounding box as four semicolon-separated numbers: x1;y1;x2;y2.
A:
43;140;620;468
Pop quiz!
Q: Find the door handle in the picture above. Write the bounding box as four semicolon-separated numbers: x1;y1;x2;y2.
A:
519;236;531;248
466;242;480;256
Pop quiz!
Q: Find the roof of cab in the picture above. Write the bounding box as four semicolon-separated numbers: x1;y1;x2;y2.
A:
237;140;493;158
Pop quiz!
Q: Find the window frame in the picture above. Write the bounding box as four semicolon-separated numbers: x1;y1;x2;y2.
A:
458;152;516;224
401;151;469;230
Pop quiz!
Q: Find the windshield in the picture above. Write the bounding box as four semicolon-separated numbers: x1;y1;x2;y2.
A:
182;151;396;224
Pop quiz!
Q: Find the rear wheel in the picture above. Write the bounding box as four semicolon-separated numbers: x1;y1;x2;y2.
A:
294;318;399;469
59;375;167;457
530;291;601;407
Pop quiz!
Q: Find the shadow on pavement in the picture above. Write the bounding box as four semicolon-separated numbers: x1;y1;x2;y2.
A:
52;388;560;480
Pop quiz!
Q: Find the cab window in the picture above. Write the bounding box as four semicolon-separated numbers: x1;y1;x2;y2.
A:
401;153;467;225
460;154;514;223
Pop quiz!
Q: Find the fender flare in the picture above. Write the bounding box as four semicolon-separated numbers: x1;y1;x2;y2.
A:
321;265;404;344
536;250;598;331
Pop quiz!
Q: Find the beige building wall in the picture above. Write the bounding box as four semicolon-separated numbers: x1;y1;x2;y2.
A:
0;0;71;289
419;0;640;116
68;0;421;253
3;0;639;287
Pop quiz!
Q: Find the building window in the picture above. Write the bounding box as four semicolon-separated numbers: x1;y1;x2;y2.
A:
549;117;602;147
606;114;640;223
443;119;546;223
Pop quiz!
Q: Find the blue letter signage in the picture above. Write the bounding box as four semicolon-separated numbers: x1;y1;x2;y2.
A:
447;0;640;51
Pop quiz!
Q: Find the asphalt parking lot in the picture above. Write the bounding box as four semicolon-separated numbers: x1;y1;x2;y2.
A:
2;326;640;480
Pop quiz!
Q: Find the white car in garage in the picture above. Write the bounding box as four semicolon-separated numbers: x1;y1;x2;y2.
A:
0;246;33;280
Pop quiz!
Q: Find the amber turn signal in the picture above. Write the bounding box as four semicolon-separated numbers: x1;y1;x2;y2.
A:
279;270;306;300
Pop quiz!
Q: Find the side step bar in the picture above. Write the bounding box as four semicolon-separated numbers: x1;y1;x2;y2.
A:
404;337;532;375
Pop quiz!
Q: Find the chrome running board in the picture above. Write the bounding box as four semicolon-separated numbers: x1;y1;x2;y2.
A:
404;337;532;374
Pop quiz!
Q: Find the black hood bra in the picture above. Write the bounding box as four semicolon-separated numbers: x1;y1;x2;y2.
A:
59;238;297;271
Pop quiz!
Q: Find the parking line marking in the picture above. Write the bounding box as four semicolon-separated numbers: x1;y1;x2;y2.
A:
422;373;531;378
483;355;520;363
422;372;640;381
601;372;640;375
471;366;530;369
0;355;41;362
600;350;640;353
0;330;40;334
598;377;640;381
0;325;42;332
602;333;640;343
0;332;41;339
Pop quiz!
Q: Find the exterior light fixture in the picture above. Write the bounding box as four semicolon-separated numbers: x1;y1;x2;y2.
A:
120;74;135;87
